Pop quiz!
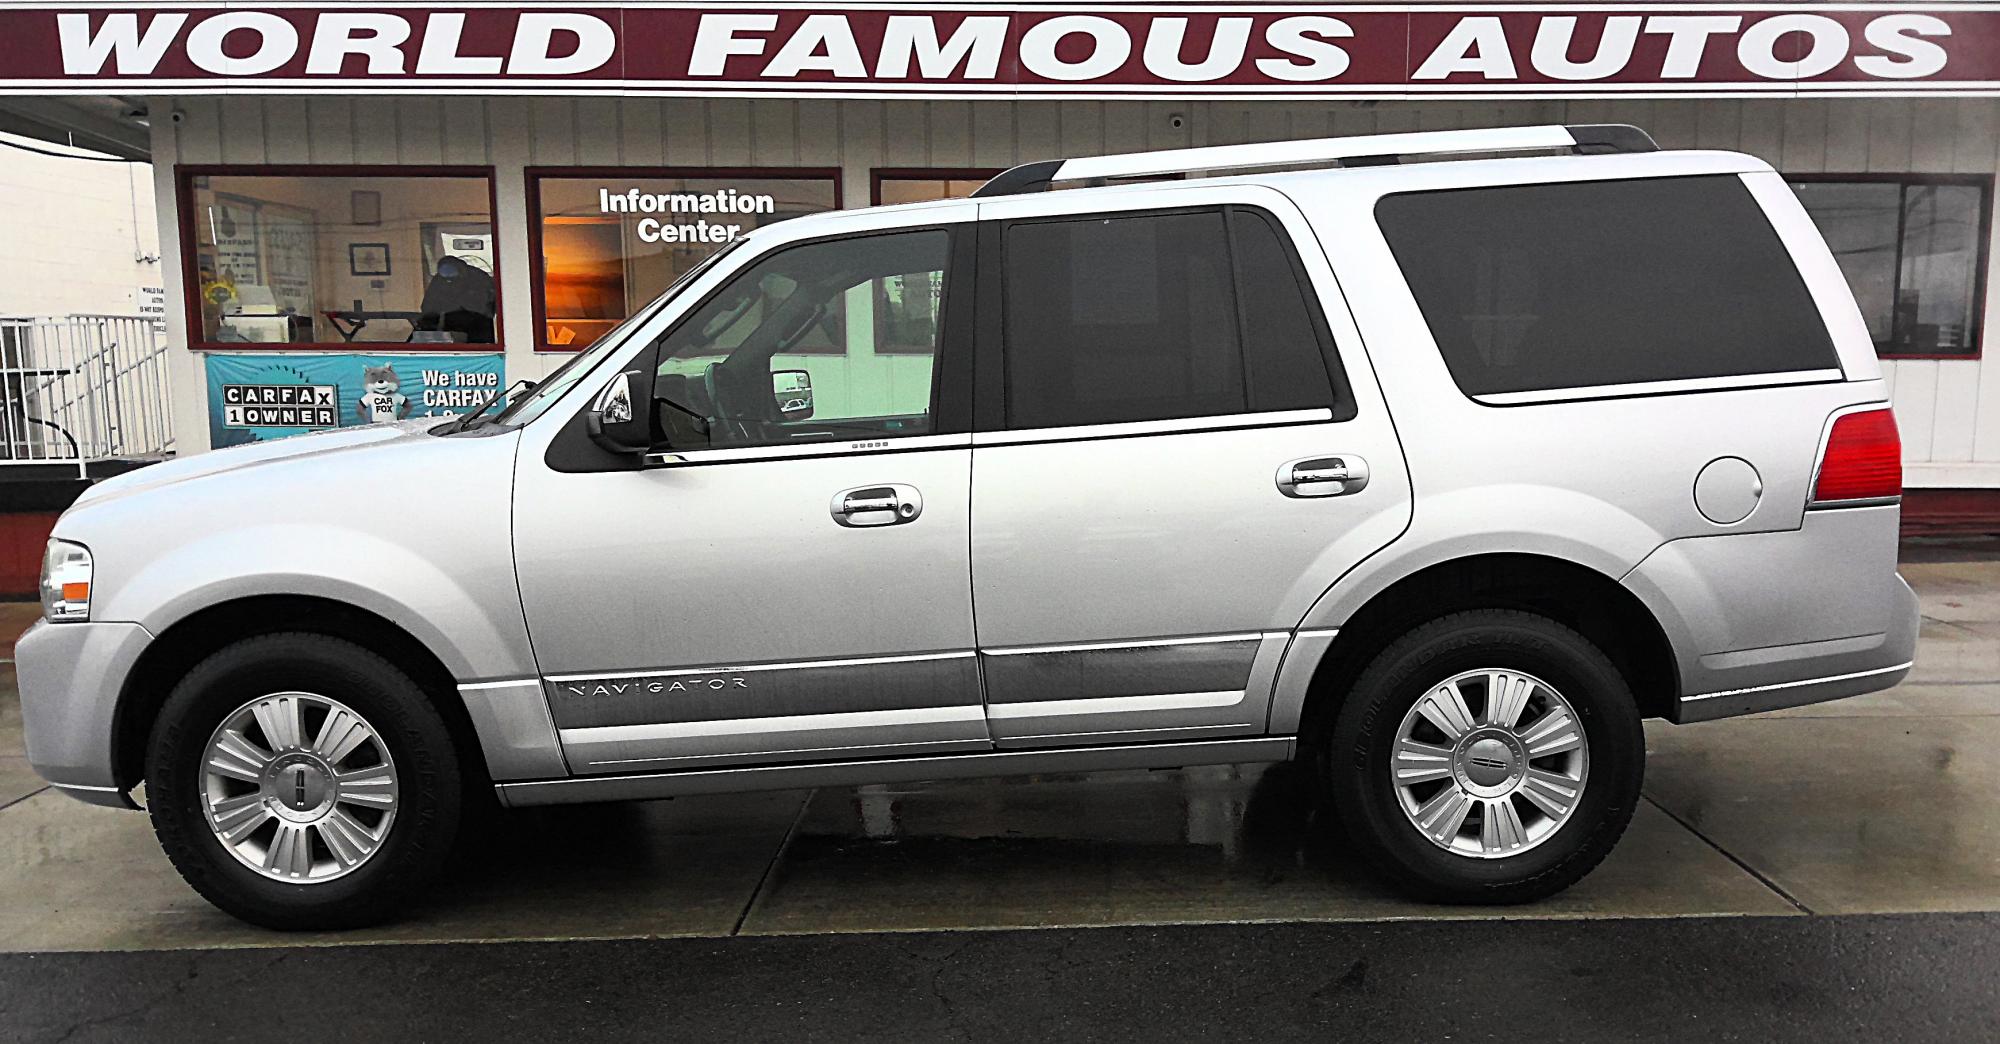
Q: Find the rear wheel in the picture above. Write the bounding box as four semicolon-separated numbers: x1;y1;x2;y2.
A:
1324;610;1643;904
146;633;461;929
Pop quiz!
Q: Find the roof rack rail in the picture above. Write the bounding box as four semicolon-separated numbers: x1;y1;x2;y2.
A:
970;123;1657;199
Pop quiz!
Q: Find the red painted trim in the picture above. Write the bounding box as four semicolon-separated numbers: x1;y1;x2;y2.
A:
1787;172;1993;363
524;166;844;353
0;512;58;599
175;164;505;353
1901;488;2000;537
870;167;1006;206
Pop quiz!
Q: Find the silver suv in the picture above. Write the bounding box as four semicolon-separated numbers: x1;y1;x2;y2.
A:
18;124;1919;928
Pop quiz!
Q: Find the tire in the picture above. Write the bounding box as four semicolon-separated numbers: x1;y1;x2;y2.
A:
145;633;462;929
1324;610;1643;904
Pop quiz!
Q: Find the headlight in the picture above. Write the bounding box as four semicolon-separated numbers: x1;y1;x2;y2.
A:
40;540;91;623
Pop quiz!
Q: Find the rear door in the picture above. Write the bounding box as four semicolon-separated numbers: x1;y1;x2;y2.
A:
968;186;1411;747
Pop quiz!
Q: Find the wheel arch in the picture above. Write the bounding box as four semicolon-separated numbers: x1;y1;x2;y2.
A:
1277;552;1679;747
112;594;487;793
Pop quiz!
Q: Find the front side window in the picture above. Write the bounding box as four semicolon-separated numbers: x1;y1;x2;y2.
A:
1000;207;1337;430
531;171;839;352
183;171;497;348
652;229;952;451
1378;175;1840;397
1790;177;1989;358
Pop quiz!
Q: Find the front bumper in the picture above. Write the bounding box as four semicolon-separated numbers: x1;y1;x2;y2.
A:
15;618;153;808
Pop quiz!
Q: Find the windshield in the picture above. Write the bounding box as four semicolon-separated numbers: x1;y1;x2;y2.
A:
491;240;745;427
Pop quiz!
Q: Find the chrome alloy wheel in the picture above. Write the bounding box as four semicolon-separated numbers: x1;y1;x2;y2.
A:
200;692;400;882
1390;669;1589;859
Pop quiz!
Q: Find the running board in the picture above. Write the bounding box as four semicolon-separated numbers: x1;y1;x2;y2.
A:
494;736;1296;807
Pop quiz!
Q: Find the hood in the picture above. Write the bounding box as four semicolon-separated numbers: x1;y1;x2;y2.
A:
74;417;456;509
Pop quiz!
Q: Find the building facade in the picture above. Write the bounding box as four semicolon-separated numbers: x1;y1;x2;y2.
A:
4;3;1999;513
0;132;160;320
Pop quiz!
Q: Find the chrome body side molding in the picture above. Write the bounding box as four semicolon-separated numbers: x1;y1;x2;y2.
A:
979;632;1283;747
1673;661;1913;723
545;652;988;773
495;736;1296;807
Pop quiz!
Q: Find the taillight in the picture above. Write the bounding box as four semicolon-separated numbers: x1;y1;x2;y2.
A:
1812;408;1901;505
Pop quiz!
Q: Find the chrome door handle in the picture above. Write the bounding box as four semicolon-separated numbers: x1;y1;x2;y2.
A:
1277;455;1370;498
831;484;923;527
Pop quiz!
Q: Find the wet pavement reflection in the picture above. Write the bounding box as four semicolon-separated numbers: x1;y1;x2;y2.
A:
0;550;1994;950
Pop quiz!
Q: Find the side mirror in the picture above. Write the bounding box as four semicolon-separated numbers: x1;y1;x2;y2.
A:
586;368;651;454
773;368;814;420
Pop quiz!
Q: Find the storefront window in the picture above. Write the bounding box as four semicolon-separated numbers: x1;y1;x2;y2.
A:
530;170;840;351
1791;176;1991;358
872;170;1002;206
182;170;497;348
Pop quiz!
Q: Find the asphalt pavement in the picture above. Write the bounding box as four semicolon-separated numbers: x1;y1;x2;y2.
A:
2;913;1995;1042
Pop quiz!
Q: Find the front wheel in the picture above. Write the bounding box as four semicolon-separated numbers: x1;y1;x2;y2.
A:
1324;610;1644;904
145;633;462;929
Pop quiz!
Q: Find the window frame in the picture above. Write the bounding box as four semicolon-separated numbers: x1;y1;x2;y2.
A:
525;166;844;354
978;202;1354;437
543;219;979;474
176;164;503;353
1787;172;1993;361
866;171;1002;355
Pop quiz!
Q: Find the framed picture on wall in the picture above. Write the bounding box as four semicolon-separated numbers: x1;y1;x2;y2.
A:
350;189;381;226
349;242;391;276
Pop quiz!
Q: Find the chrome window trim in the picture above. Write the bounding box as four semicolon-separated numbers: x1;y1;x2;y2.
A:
559;704;987;743
972;409;1333;448
1474;369;1845;407
1680;661;1914;702
543;649;975;685
986;689;1248;720
984;632;1265;657
644;432;971;469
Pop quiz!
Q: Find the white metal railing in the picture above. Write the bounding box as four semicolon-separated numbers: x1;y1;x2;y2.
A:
0;314;175;474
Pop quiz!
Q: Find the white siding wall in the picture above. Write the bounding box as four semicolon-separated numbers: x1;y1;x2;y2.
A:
153;96;2000;481
0;132;161;319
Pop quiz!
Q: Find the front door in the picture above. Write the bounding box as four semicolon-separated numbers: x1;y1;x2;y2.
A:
969;188;1411;747
514;219;987;775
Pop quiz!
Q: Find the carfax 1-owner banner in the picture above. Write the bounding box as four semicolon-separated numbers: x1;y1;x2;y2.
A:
206;353;505;448
2;3;1999;98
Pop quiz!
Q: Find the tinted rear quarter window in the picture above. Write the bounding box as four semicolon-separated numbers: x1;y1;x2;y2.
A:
1375;175;1838;397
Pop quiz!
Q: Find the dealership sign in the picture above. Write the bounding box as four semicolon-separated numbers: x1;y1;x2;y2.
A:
4;3;2000;98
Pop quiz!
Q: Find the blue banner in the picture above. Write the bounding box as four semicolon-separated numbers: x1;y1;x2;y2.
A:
205;352;506;448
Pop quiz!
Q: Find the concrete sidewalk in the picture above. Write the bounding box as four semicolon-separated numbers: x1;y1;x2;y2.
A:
0;549;1993;951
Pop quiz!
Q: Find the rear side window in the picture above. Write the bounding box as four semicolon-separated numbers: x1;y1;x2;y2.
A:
1376;175;1839;398
1001;207;1338;429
